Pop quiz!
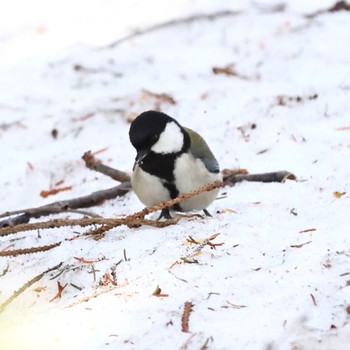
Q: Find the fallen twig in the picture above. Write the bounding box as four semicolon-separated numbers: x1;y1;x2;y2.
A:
223;170;296;186
0;182;131;228
180;333;197;350
0;217;177;238
181;301;194;333
306;1;350;18
310;293;317;306
85;180;223;236
336;126;350;131
212;65;255;80
66;282;125;308
0;147;295;229
142;89;176;107
82;151;130;182
73;256;106;264
299;228;317;234
222;300;247;309
0;242;61;257
127;180;223;220
290;241;312;248
200;337;213;350
40;186;73;198
105;10;240;49
0;262;63;314
0;148;295;234
0;180;222;237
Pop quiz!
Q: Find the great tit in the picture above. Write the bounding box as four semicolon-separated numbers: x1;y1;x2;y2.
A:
129;110;221;219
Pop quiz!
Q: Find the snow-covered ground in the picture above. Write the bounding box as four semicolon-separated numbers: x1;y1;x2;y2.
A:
1;1;349;349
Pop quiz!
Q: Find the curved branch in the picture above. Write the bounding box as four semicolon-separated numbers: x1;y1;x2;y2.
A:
0;182;131;228
0;262;63;314
0;180;222;237
105;10;241;49
82;151;130;182
223;171;296;186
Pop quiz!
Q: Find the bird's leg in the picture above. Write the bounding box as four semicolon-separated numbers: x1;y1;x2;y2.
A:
157;208;172;220
203;209;212;217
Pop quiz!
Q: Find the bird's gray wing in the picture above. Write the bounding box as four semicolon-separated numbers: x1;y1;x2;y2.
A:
184;127;220;173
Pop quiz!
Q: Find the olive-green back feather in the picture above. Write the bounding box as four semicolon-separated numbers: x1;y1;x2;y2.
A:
184;127;220;173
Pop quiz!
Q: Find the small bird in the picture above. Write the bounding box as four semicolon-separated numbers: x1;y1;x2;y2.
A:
129;110;221;219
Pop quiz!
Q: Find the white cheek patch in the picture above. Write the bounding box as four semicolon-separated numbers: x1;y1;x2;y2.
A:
151;121;184;154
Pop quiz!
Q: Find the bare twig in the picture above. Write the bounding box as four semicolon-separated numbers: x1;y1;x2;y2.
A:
310;293;317;306
40;186;73;198
127;180;223;220
0;242;62;257
0;151;130;228
84;180;222;236
0;161;294;230
0;182;131;228
105;10;241;49
82;151;130;182
306;1;350;18
181;301;194;332
223;171;296;186
180;333;197;350
0;207;101;221
0;262;63;314
290;241;312;248
212;65;254;80
142;89;176;106
0;180;222;237
0;217;175;237
200;337;214;350
66;282;126;308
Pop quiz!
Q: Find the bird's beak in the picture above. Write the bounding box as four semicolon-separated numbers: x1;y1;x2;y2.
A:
135;149;149;166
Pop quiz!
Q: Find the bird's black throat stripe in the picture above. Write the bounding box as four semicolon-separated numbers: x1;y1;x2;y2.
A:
139;151;183;211
139;151;178;182
163;182;182;211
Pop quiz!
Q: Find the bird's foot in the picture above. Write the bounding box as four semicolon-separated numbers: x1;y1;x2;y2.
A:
157;208;172;220
203;209;212;217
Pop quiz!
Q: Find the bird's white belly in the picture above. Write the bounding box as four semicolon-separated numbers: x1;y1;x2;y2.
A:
174;153;221;211
131;165;170;206
131;154;221;211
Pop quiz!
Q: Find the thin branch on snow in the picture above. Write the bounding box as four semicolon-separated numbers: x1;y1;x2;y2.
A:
0;180;222;239
82;150;130;182
0;181;224;256
223;171;296;186
0;182;131;228
0;149;296;230
66;282;127;308
181;301;194;333
103;4;296;51
305;1;350;18
0;242;62;257
105;10;241;49
0;262;63;314
0;156;296;229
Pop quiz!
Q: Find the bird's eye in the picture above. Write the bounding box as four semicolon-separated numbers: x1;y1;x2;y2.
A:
152;134;159;143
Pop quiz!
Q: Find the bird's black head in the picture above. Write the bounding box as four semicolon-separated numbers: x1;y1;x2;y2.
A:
129;111;171;151
129;110;189;156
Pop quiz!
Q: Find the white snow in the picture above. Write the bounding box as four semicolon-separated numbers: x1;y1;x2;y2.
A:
0;1;349;349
